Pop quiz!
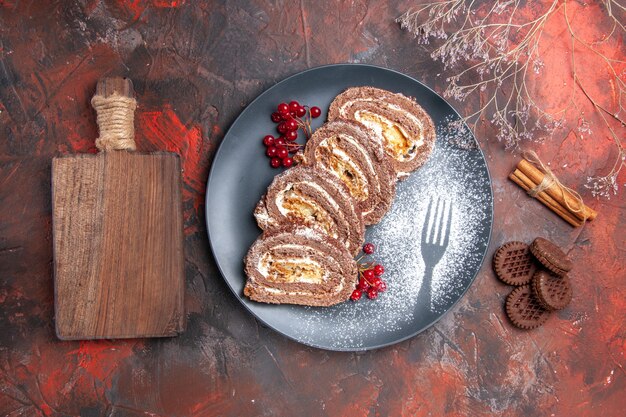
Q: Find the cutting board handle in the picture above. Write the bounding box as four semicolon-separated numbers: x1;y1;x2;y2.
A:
92;77;137;152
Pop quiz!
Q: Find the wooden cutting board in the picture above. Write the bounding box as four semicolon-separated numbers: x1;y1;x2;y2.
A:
52;77;185;340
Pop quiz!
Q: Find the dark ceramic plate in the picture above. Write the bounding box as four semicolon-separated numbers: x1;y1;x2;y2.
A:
206;64;493;351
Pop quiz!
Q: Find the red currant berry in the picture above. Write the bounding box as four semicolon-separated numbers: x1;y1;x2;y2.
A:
350;289;362;301
310;106;321;118
367;288;378;300
357;279;369;291
277;103;289;114
374;264;385;276
270;157;282;168
285;130;298;141
296;106;306;117
282;157;293;168
371;277;381;287
271;112;282;123
263;135;275;146
289;101;300;112
363;269;375;281
277;122;288;134
266;146;277;157
363;243;375;254
276;147;288;159
375;281;387;292
285;119;298;131
281;112;293;121
290;111;297;118
274;138;286;147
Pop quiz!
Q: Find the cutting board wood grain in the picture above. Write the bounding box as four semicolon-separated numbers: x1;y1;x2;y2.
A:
52;77;185;340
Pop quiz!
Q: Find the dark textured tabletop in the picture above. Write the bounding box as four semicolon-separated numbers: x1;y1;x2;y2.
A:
1;1;624;416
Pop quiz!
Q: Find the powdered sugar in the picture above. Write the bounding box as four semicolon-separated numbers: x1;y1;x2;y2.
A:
286;120;492;350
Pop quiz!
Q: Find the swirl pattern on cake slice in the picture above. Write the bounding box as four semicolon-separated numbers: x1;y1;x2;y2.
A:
244;226;358;307
299;120;396;225
254;166;365;255
328;86;436;179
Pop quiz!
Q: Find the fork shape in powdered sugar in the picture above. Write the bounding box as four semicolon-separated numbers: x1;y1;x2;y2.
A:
418;196;453;310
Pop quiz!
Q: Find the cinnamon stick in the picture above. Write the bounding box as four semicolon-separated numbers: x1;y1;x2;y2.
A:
509;170;583;227
511;170;578;225
517;159;597;221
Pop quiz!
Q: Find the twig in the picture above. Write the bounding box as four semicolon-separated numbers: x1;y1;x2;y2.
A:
397;0;625;198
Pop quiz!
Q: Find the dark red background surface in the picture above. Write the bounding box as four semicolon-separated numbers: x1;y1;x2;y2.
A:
1;1;624;416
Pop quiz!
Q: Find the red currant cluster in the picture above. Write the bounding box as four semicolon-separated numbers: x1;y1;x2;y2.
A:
264;100;321;169
351;243;387;301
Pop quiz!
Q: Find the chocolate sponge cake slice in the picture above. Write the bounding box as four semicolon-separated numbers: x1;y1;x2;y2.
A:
254;166;365;255
244;226;358;307
299;120;395;225
328;86;436;179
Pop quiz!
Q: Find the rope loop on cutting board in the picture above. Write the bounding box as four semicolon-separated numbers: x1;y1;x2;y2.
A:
91;93;137;151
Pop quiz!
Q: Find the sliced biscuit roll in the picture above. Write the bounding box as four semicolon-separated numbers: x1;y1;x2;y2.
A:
244;226;358;307
299;120;395;225
254;166;364;255
328;86;436;179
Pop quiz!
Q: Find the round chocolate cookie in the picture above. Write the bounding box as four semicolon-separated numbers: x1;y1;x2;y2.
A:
529;237;572;276
505;285;550;330
531;270;573;311
493;242;538;286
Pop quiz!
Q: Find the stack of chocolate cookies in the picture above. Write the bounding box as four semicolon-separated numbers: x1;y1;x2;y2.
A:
244;87;436;306
493;237;574;329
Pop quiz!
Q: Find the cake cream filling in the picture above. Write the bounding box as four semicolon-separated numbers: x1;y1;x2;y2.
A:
338;97;376;113
305;181;341;211
258;248;328;284
341;99;424;130
275;183;338;238
336;133;378;175
293;227;320;240
387;103;424;130
316;136;372;201
355;110;421;162
272;243;309;251
262;280;343;296
276;181;339;211
341;99;425;162
330;148;368;199
276;181;340;213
